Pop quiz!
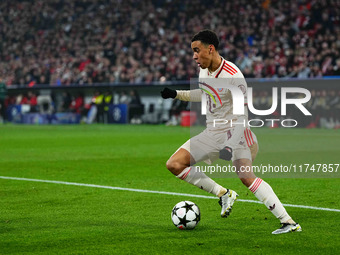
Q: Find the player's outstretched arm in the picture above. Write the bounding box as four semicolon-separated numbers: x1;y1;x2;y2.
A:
160;88;201;102
161;88;177;99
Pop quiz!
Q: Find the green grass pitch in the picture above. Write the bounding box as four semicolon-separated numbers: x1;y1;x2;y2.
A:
0;124;339;254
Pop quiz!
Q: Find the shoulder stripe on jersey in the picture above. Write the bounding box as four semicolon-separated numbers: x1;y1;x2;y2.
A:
223;67;235;75
222;64;237;76
223;64;237;75
215;60;226;78
225;63;237;73
223;65;235;74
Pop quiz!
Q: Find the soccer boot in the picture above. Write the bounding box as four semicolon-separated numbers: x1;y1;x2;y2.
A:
218;189;238;218
272;223;302;234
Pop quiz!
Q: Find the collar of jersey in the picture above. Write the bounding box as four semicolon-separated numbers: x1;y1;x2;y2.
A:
207;57;225;77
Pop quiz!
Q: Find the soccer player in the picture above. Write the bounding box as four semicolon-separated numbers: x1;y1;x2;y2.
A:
161;30;301;234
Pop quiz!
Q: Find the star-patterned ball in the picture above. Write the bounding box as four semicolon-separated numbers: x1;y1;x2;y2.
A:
171;201;200;230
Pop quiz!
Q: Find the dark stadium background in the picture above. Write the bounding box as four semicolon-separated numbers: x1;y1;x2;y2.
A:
0;0;339;127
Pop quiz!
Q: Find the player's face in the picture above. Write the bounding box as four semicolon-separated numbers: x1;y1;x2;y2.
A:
191;41;213;69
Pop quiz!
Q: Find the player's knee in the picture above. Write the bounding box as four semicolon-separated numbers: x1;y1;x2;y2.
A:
166;158;184;175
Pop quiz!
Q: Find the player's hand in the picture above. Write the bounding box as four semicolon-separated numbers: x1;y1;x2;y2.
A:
161;88;177;99
219;146;233;161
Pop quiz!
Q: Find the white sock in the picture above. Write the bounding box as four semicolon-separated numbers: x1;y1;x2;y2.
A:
177;166;227;197
249;178;294;223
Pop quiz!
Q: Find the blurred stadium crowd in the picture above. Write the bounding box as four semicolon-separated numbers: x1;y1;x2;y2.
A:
1;0;340;86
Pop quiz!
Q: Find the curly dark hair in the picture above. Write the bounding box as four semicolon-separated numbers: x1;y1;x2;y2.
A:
191;30;219;50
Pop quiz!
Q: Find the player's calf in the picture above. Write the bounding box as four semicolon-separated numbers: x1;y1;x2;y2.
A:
234;158;256;187
176;166;228;198
166;148;192;176
166;159;187;176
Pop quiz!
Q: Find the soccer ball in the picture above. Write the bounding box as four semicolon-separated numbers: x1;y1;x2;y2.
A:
171;201;200;230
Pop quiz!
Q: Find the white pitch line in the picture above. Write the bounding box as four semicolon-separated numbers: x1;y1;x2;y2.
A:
1;176;339;213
